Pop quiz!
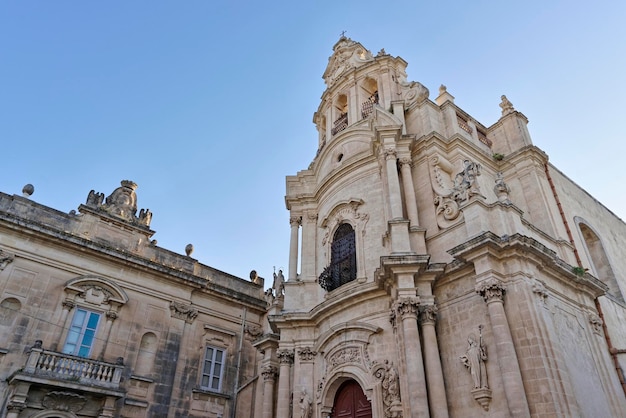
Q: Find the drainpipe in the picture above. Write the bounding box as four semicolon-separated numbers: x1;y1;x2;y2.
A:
544;163;626;396
231;307;247;418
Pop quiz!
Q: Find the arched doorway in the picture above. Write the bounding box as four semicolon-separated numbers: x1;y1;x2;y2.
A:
333;379;372;418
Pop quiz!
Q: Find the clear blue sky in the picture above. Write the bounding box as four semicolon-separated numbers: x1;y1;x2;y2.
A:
1;1;625;282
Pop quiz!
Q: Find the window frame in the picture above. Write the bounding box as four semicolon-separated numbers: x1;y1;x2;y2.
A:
200;345;225;392
62;307;102;358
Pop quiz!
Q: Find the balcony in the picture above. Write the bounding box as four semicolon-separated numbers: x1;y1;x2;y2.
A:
331;113;348;136
9;341;125;396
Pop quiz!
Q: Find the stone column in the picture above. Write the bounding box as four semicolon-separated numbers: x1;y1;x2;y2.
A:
399;157;419;226
261;365;278;418
396;297;430;418
98;310;117;360
276;349;294;418
383;149;403;219
288;216;301;281
476;279;530;418
6;381;30;418
297;346;317;416
300;213;317;281
419;305;449;418
52;299;75;351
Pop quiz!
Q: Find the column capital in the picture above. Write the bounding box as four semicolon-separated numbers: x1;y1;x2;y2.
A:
476;278;506;303
394;297;420;319
383;148;397;161
399;157;413;167
106;311;118;321
277;349;295;365
289;216;302;227
261;365;278;381
6;401;27;412
304;211;318;223
298;347;317;362
61;299;75;310
418;304;438;326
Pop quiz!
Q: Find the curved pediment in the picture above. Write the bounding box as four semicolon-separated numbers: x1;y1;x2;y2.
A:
64;275;129;306
323;37;374;87
314;321;381;354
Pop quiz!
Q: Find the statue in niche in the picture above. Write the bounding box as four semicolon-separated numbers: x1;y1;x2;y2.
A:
272;269;285;297
298;388;312;418
460;327;488;389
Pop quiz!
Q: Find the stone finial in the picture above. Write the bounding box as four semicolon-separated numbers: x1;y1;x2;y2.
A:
185;244;194;256
22;184;34;197
499;95;515;115
439;84;447;94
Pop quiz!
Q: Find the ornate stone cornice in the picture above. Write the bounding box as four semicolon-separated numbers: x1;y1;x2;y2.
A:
476;279;505;303
298;347;317;362
418;304;438;325
261;365;278;381
277;349;295;365
394;297;420;319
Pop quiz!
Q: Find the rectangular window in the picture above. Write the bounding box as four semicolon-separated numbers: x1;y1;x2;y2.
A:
201;346;225;392
62;308;101;357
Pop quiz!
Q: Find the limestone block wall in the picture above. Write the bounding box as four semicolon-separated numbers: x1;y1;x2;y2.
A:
0;192;266;418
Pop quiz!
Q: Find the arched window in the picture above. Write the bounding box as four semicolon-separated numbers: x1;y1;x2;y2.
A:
332;94;349;136
320;223;356;291
361;77;379;119
578;222;623;302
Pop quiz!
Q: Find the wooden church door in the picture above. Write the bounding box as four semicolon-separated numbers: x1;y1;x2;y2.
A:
333;380;372;418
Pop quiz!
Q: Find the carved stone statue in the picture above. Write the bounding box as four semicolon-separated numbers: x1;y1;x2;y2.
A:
499;95;515;115
494;172;511;203
460;332;488;389
83;181;153;228
86;190;104;206
273;269;285;297
298;388;312;418
453;160;483;202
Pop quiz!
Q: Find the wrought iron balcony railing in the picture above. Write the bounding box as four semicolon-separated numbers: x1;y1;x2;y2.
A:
331;113;348;136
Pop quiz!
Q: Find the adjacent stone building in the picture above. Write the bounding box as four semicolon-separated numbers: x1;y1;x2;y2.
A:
0;181;267;417
263;37;626;418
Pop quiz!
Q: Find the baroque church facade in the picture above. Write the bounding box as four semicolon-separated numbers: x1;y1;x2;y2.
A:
262;37;626;418
1;37;626;418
